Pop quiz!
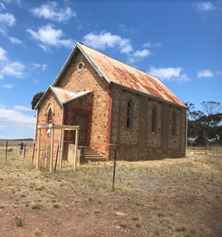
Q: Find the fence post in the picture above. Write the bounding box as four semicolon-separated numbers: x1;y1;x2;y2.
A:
112;149;117;191
32;143;35;166
23;143;26;158
5;141;8;162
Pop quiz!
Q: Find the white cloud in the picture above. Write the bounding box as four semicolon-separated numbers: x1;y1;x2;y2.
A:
1;61;26;78
31;1;76;22
197;69;213;78
0;12;16;34
0;106;35;135
0;46;8;61
8;36;22;44
0;12;15;26
0;107;35;124
143;42;161;48
26;24;75;51
2;84;12;89
0;102;5;108
119;24;140;34
13;105;32;111
196;2;215;11
149;66;190;83
133;49;151;57
83;31;133;54
33;63;47;71
0;3;6;10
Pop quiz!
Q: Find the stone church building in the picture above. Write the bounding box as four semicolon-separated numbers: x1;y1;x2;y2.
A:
34;42;187;162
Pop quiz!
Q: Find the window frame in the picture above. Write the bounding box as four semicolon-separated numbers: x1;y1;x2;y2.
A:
152;107;156;134
125;98;134;130
172;112;176;137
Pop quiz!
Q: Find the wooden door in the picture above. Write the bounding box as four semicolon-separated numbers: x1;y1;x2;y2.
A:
76;114;87;145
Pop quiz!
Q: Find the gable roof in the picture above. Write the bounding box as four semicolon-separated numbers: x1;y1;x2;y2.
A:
52;42;185;107
35;86;92;109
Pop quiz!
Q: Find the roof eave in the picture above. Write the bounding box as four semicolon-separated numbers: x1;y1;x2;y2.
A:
34;86;64;110
110;82;187;109
63;90;93;105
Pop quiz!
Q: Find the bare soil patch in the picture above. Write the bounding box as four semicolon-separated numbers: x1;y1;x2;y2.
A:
0;146;222;237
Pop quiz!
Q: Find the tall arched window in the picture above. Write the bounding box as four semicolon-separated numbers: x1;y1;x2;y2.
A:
152;107;156;133
126;100;132;128
46;103;54;124
172;112;176;136
48;108;52;124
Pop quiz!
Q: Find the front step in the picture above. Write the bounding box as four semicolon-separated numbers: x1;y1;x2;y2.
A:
83;147;106;162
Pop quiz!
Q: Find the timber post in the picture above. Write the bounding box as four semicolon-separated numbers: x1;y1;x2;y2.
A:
36;128;41;170
74;129;79;171
60;128;65;168
49;124;54;173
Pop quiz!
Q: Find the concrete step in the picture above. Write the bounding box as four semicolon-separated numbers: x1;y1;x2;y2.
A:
83;147;106;162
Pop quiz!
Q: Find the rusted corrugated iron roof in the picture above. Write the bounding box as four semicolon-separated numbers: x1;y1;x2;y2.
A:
79;43;185;107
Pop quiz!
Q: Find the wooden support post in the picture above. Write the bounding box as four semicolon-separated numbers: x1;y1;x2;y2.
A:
74;129;79;171
49;126;54;173
23;143;26;158
60;128;65;168
36;128;41;170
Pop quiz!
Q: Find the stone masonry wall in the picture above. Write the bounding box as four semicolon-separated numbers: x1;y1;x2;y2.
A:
34;92;62;160
109;84;186;161
58;51;111;159
63;93;93;160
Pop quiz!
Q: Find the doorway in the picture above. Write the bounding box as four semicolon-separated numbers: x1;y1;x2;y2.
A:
75;114;87;145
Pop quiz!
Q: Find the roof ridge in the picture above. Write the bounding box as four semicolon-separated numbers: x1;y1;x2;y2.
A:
78;42;160;82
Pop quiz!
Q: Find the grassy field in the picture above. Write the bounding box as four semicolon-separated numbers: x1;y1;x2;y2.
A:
0;146;221;237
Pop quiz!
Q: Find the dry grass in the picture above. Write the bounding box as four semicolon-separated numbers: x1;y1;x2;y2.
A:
0;146;221;236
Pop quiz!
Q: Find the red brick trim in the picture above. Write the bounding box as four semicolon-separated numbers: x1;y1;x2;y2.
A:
106;84;113;154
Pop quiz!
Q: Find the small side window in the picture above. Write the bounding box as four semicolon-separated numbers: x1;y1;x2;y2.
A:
152;107;156;133
126;100;132;128
172;113;176;136
48;108;52;124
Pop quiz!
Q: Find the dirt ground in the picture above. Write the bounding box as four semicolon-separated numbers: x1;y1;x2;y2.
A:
0;146;222;237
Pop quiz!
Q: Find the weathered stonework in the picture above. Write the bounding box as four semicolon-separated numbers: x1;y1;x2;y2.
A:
109;84;186;161
34;92;62;159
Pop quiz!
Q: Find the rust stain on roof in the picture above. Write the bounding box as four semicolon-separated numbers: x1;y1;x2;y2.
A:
80;44;185;107
51;87;76;104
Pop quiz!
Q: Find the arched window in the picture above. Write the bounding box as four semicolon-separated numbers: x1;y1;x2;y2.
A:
46;104;54;124
126;100;132;128
172;113;176;136
152;107;156;133
48;108;52;124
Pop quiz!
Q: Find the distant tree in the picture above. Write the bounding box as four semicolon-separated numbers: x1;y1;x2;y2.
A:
186;101;222;149
31;92;44;110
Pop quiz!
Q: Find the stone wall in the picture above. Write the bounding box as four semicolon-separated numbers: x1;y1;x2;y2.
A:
109;84;186;161
34;92;62;159
58;51;112;159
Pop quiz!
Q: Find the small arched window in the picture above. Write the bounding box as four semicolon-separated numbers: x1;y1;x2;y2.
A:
126;100;132;128
152;107;156;133
172;113;176;136
48;108;52;124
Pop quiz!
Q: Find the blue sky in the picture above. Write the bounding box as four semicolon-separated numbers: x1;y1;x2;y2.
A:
0;0;221;139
